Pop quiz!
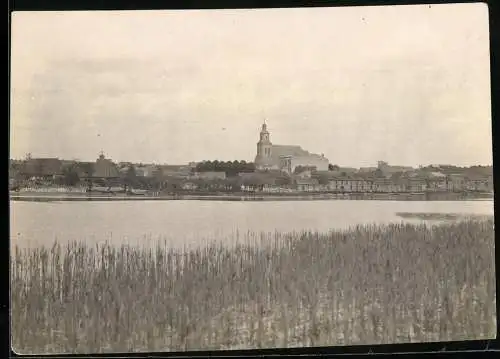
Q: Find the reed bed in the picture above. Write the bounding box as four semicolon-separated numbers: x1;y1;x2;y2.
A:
11;219;496;354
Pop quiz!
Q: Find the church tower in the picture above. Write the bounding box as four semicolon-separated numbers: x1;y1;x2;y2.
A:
255;122;273;168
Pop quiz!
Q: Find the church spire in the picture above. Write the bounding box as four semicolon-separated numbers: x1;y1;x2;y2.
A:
261;119;268;133
255;119;273;167
260;120;270;140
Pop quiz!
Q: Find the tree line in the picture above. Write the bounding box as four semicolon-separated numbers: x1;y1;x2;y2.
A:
194;160;256;177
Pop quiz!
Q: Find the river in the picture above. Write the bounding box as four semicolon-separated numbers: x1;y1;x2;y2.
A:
9;199;494;250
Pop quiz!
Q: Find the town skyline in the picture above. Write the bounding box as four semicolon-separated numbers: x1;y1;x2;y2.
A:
10;4;491;167
9;151;493;170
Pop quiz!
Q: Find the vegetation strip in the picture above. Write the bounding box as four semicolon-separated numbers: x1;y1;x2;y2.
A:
11;219;496;353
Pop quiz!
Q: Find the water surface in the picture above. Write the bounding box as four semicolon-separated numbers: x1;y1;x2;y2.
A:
10;200;494;249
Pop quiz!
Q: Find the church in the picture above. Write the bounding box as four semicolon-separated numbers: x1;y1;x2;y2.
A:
254;122;330;174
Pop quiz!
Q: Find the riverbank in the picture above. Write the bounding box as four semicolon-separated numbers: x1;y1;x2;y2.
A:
395;212;493;221
9;190;494;202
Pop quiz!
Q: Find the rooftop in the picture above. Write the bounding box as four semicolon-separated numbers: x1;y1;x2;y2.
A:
21;158;63;176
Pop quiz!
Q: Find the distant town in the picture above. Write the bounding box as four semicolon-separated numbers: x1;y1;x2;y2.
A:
9;123;494;198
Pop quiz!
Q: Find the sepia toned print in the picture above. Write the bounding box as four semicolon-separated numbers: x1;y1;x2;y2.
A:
9;4;495;354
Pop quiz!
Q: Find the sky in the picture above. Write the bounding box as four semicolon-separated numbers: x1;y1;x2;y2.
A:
10;4;492;167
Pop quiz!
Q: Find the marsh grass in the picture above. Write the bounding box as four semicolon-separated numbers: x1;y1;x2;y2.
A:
11;219;496;353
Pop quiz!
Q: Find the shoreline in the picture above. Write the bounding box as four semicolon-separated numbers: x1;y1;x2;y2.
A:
9;191;494;202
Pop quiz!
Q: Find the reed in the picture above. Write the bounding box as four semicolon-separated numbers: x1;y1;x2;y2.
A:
11;219;496;354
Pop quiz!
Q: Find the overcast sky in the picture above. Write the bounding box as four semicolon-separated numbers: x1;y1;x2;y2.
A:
10;4;491;167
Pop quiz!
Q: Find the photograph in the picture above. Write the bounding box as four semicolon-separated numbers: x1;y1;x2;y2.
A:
9;3;495;354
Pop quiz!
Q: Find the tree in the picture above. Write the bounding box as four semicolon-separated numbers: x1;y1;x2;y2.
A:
316;173;331;185
294;166;316;174
225;177;241;191
231;160;240;174
374;169;384;178
275;175;292;186
196;160;256;176
77;162;94;191
329;164;340;171
35;161;44;176
127;165;136;176
151;166;165;190
78;162;94;178
121;165;138;191
62;165;80;186
245;162;256;172
294;166;305;174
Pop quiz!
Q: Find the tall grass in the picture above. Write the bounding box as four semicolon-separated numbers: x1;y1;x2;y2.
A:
11;219;496;354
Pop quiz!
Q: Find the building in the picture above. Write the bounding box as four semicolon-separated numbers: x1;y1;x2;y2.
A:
74;162;95;178
407;178;427;192
238;172;280;191
294;169;313;179
181;182;199;191
372;179;394;193
254;122;329;173
426;177;448;192
190;171;227;180
134;165;158;177
487;175;494;192
159;165;192;178
447;174;466;192
20;158;63;179
464;175;490;192
80;153;121;190
377;161;413;175
337;167;358;174
295;178;320;192
93;152;119;179
359;167;377;173
327;176;354;192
